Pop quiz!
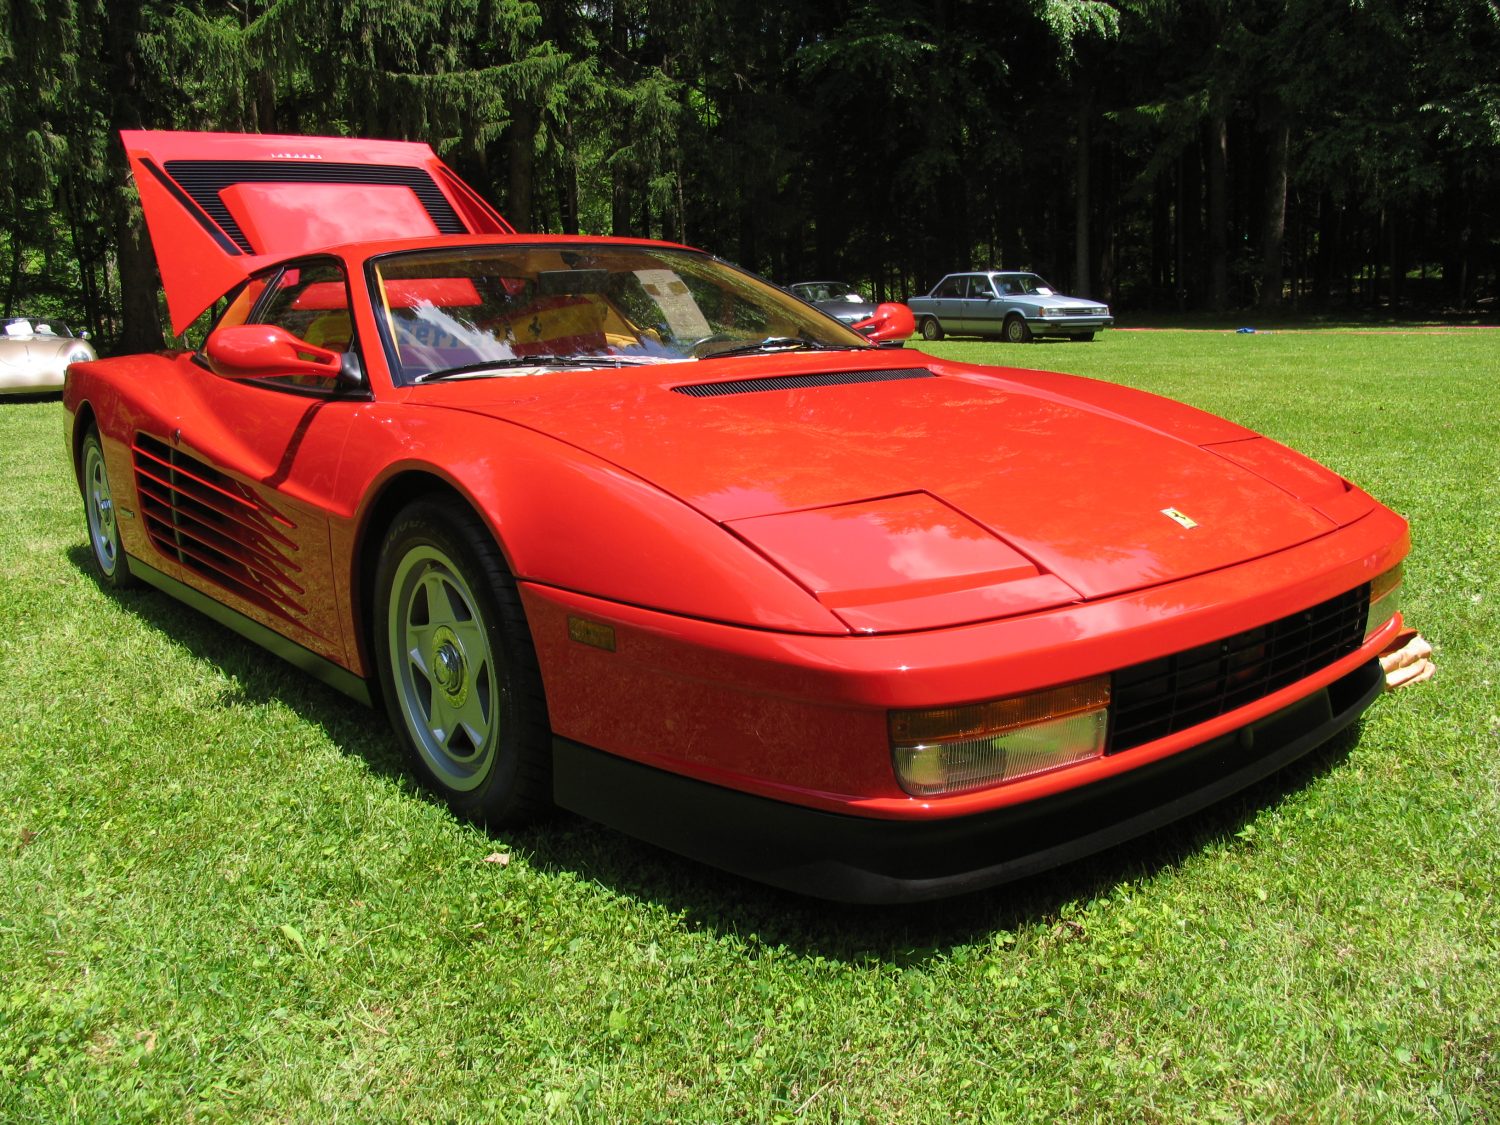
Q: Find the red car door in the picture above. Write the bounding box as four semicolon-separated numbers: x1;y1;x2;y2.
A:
130;260;361;665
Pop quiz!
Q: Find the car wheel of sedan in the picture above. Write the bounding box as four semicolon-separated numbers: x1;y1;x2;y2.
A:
919;317;944;341
81;427;135;589
374;497;551;825
1004;316;1033;343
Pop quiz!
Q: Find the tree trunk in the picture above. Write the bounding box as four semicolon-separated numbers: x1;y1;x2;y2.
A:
1074;89;1092;297
255;69;276;134
505;103;537;233
1258;108;1289;310
1207;113;1229;312
105;0;164;351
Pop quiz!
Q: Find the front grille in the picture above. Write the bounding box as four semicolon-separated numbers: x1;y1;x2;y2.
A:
1107;585;1370;754
672;367;934;398
131;434;307;622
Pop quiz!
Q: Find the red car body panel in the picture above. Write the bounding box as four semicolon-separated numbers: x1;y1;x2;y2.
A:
65;132;1411;901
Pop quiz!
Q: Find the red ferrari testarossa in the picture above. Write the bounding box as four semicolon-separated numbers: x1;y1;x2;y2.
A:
65;131;1409;902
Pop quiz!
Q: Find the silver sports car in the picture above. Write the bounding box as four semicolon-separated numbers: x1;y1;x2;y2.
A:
0;317;97;395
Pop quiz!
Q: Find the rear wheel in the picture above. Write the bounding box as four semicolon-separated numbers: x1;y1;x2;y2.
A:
81;428;135;589
373;497;550;825
1003;316;1033;343
919;317;944;341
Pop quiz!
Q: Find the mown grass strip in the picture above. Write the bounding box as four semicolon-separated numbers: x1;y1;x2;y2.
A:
1;328;1496;1122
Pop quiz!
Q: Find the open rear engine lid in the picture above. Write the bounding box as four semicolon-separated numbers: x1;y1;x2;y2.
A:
121;130;512;333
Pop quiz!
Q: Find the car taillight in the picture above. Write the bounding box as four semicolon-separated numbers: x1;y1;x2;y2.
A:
890;678;1110;798
1366;563;1404;639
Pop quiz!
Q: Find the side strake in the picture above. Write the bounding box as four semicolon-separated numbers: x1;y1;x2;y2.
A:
121;130;512;333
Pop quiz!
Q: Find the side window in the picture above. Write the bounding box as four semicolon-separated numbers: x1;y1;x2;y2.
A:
258;261;355;354
244;260;355;392
936;277;962;298
196;260;354;392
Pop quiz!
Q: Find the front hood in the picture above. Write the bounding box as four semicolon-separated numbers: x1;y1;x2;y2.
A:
1035;295;1109;312
430;356;1351;628
818;300;877;322
0;336;84;371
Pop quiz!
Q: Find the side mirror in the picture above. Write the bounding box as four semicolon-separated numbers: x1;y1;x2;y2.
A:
204;324;342;381
852;302;916;345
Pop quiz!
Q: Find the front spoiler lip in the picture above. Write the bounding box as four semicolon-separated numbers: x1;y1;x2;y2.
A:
552;658;1384;904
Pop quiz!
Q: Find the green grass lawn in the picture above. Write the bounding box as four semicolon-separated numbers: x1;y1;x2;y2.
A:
3;327;1497;1122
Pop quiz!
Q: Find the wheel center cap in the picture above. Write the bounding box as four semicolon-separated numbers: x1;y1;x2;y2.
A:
430;626;468;705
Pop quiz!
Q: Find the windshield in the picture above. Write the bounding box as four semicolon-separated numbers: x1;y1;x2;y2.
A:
371;245;870;384
3;317;73;338
1002;274;1055;296
793;282;868;303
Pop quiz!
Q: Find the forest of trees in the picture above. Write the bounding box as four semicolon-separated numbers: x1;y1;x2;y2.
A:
3;0;1498;351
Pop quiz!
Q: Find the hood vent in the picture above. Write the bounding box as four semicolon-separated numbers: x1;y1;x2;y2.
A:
672;367;935;399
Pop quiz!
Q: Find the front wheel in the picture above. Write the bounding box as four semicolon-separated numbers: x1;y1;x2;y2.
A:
919;317;944;341
81;427;135;589
1003;316;1033;344
373;497;550;825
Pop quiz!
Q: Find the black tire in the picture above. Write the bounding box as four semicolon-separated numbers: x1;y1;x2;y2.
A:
1003;316;1033;344
1072;332;1096;342
80;427;136;589
919;317;944;341
373;496;551;825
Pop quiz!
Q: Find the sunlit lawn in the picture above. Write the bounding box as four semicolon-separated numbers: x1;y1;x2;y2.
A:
2;325;1496;1122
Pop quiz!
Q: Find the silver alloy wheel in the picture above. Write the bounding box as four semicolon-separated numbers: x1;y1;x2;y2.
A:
387;544;500;792
83;436;121;577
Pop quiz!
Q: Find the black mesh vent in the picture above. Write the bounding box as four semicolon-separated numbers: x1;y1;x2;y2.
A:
672;367;935;398
162;160;466;253
1107;584;1370;754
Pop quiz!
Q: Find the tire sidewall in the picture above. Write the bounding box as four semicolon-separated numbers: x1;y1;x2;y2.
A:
81;428;131;588
373;498;547;824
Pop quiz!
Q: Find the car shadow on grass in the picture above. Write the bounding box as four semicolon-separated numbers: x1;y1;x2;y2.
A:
73;543;1366;965
67;545;408;784
507;724;1363;963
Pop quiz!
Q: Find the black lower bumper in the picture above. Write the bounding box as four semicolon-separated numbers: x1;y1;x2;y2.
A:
551;659;1383;904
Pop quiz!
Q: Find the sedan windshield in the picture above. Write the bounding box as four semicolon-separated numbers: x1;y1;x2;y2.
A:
371;245;870;384
1005;275;1055;296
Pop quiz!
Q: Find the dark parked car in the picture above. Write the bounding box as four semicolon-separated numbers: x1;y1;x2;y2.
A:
788;281;877;327
908;272;1112;342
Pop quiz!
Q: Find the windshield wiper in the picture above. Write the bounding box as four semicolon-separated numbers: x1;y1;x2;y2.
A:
413;354;656;384
697;336;867;360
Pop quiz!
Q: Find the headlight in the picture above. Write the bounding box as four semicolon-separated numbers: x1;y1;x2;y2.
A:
891;677;1110;797
1039;307;1065;318
67;347;93;365
1365;563;1403;638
